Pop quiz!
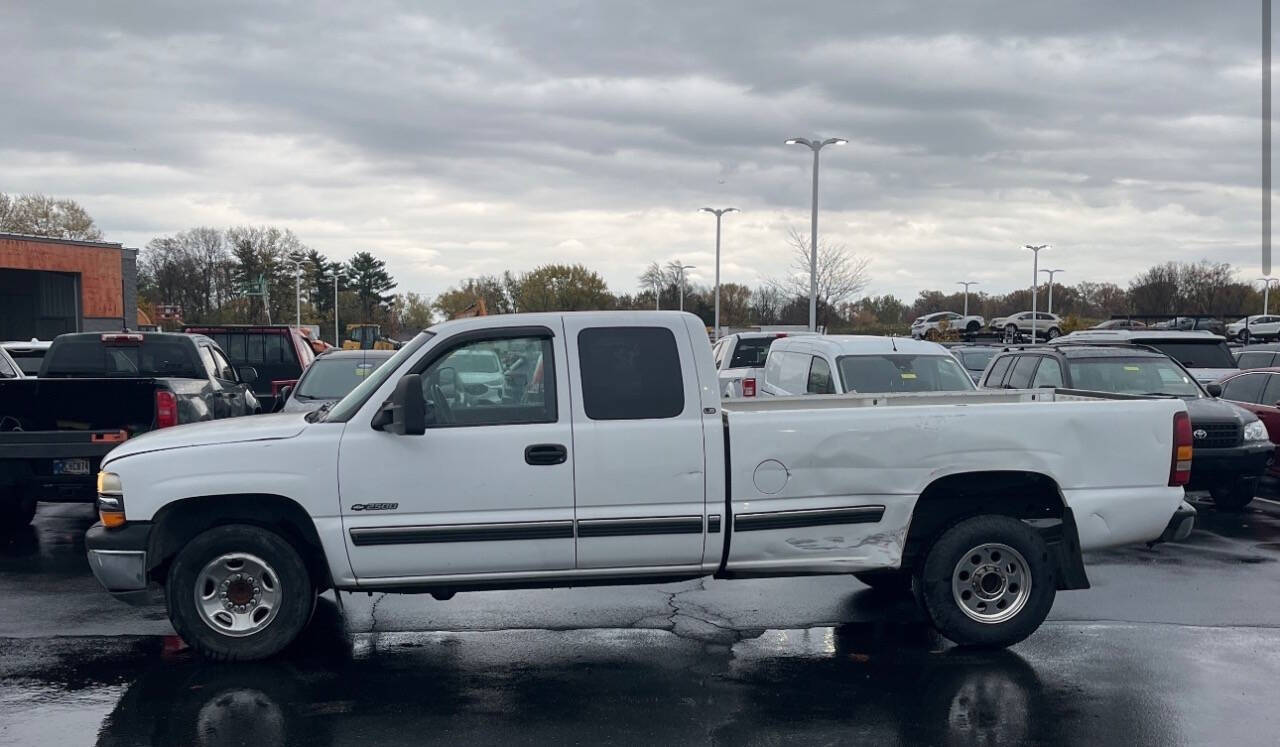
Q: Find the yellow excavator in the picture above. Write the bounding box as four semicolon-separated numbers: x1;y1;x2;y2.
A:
341;324;400;351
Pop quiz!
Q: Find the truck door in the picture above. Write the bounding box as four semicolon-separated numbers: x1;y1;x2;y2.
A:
338;326;575;579
561;317;709;569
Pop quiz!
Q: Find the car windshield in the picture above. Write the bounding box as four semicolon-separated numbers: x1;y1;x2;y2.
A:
837;354;975;393
451;350;501;374
319;332;433;422
1067;357;1202;398
727;337;774;368
295;355;392;400
956;349;996;371
40;339;203;378
1143;341;1236;369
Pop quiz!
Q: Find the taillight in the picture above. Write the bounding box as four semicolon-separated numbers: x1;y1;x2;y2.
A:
742;378;757;397
271;379;297;396
101;333;143;345
1170;410;1193;486
155;390;178;428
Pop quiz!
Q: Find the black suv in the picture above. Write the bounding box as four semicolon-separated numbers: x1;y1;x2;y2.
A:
980;345;1272;509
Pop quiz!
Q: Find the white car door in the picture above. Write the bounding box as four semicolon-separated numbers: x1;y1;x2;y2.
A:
561;316;710;569
337;325;576;579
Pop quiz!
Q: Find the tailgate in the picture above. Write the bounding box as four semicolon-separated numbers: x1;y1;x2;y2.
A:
0;378;160;434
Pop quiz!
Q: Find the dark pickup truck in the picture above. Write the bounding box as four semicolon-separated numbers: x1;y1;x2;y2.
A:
0;332;260;526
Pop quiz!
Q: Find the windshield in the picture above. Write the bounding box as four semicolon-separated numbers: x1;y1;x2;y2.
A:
956;349;996;372
295;355;393;400
837;354;975;394
450;350;501;374
1143;341;1236;369
41;339;203;378
1067;357;1202;397
321;332;433;421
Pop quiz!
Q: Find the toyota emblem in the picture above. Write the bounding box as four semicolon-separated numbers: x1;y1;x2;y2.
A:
1193;429;1208;440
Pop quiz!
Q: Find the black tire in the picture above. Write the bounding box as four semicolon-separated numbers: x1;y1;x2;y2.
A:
966;321;981;334
854;569;913;594
166;524;315;661
1210;484;1254;511
1046;327;1061;340
0;489;37;529
914;515;1056;648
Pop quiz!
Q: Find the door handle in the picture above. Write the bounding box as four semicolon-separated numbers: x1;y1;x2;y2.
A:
524;443;568;466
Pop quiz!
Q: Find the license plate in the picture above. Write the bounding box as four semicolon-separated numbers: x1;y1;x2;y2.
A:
53;458;91;476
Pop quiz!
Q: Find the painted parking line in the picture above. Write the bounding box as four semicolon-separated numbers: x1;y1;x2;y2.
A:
1255;496;1280;507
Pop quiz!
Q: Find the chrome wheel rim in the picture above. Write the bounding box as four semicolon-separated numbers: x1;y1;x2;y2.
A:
194;552;281;637
951;543;1031;624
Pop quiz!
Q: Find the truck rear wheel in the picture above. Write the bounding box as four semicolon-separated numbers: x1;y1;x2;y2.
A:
166;524;315;661
914;515;1056;648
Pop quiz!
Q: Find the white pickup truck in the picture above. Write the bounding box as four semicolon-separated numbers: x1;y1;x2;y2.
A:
86;311;1197;660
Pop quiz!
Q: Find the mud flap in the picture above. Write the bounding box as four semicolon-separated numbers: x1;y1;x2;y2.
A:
1036;507;1090;591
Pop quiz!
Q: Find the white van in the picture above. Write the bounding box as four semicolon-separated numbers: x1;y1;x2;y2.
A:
761;335;976;396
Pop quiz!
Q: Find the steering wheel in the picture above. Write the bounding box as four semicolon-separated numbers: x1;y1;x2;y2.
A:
430;384;454;425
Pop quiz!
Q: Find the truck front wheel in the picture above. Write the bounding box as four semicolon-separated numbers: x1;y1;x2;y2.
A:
166;524;315;661
915;515;1056;648
0;489;37;529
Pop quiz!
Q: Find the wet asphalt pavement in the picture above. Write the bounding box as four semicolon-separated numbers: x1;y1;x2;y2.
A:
2;499;1280;746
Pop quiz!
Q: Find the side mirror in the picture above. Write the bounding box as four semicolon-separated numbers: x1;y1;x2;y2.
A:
1205;382;1223;397
371;374;426;435
273;385;293;412
237;366;259;385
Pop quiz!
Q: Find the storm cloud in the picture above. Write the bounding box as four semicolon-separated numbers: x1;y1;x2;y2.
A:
0;0;1269;300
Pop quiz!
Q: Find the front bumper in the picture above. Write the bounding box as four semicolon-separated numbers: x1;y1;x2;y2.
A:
85;521;160;605
1186;442;1274;490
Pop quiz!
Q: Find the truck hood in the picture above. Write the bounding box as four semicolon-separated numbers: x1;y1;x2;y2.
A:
1185;396;1258;425
103;412;310;464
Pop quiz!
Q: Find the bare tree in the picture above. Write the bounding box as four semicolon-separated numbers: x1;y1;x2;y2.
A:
0;192;104;241
768;226;871;327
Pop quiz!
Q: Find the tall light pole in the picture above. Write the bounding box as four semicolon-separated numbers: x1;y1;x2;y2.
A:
333;271;340;346
1259;276;1279;315
676;264;695;312
786;136;847;332
1024;245;1049;340
956;281;979;317
700;207;738;340
1039;268;1064;315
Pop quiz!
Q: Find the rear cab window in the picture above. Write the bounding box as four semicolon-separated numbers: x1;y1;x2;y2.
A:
837;354;974;393
41;336;203;379
727;337;774;369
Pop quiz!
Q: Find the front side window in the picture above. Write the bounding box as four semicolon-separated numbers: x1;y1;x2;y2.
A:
837;354;974;394
210;348;237;381
578;327;683;420
1031;357;1064;388
424;336;555;426
807;356;835;394
197;346;219;380
1222;373;1268;404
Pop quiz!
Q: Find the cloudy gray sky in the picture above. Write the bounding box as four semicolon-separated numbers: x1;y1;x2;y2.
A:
0;1;1270;302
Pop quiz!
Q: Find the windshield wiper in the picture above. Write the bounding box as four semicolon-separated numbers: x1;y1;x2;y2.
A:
1139;392;1181;398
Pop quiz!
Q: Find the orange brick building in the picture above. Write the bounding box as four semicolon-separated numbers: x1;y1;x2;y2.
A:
0;232;138;340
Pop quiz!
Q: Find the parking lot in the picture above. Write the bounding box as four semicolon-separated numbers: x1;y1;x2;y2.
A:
1;496;1277;746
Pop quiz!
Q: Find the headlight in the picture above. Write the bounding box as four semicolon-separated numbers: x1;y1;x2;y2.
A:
96;472;125;528
1244;420;1270;442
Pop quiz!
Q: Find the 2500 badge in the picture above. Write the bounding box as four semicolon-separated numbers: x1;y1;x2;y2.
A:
350;503;399;511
